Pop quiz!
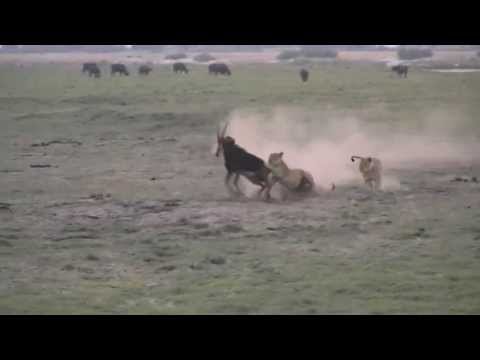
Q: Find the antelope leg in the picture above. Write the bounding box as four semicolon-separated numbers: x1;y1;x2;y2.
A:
242;173;266;199
256;184;266;199
264;177;278;201
233;174;244;195
225;173;236;195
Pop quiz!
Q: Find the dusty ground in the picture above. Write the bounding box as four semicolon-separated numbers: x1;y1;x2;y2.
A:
1;61;480;314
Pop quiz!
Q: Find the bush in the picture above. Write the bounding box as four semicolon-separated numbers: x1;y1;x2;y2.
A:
277;48;338;61
277;50;302;60
165;53;187;60
397;47;433;60
194;53;216;62
292;58;312;66
132;45;165;52
301;47;338;59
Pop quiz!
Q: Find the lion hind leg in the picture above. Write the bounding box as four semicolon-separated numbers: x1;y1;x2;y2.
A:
366;179;376;191
299;171;315;193
375;176;382;191
279;185;289;201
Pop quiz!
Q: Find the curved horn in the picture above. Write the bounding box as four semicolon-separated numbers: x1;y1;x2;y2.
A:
219;121;230;139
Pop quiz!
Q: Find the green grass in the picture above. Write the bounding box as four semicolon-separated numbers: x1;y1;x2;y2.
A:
1;62;479;108
2;62;479;135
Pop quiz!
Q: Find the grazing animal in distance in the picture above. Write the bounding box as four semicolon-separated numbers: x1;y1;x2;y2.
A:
215;121;272;200
82;63;95;74
138;65;153;76
82;63;101;78
351;156;383;191
111;63;130;76
89;66;101;79
300;69;309;82
173;62;189;74
266;152;316;200
209;63;231;76
391;65;408;78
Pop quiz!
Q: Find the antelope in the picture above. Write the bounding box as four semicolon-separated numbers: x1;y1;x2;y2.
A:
215;121;272;200
351;156;383;191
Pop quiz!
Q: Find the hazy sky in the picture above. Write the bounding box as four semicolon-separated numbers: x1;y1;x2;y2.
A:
0;45;400;49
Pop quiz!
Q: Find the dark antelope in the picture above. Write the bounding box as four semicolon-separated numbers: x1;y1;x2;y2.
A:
215;121;272;199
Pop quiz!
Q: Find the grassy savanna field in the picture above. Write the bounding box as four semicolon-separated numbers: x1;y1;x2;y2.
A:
1;60;480;314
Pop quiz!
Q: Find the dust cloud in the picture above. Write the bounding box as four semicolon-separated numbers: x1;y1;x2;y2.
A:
214;107;480;192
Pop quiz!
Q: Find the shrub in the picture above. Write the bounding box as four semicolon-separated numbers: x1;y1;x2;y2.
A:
194;53;216;62
277;47;338;61
277;50;302;60
301;47;338;59
397;47;433;60
165;53;187;60
292;58;312;66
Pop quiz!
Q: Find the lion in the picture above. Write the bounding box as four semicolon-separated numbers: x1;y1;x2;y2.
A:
266;152;316;200
351;156;383;191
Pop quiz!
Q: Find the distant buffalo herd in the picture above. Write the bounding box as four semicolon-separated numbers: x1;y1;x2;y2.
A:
81;62;234;78
82;62;312;83
81;62;410;82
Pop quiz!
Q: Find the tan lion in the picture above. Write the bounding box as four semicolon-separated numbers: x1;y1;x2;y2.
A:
266;152;316;200
351;155;383;191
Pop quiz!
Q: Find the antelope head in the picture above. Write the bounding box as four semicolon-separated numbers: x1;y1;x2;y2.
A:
215;121;235;157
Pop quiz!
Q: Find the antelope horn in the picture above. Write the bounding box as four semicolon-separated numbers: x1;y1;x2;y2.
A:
219;120;230;139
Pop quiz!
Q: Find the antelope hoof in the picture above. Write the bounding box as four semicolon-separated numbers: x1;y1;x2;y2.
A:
262;192;271;202
231;189;245;199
